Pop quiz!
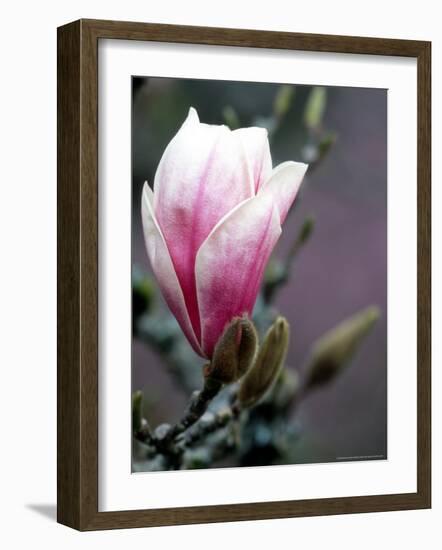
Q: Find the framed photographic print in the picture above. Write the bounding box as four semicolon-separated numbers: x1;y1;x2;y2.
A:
57;19;431;530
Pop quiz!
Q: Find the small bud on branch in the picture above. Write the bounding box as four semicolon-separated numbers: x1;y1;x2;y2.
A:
304;306;380;391
239;316;290;408
205;316;258;384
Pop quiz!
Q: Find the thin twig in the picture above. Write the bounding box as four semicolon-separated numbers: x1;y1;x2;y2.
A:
177;404;241;449
168;377;223;441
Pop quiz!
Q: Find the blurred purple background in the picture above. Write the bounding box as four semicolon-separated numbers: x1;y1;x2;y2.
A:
132;78;387;463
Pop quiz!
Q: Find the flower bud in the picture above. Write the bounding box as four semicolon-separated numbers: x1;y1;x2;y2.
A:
304;306;380;390
304;86;327;130
204;316;258;384
141;108;307;359
298;216;315;245
273;85;295;119
238;316;290;408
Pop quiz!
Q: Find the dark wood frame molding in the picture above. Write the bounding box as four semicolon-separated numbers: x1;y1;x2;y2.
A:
57;18;431;530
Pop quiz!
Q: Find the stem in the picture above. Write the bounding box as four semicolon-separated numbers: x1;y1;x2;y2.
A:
134;421;153;445
168;377;223;441
178;404;241;449
263;217;314;304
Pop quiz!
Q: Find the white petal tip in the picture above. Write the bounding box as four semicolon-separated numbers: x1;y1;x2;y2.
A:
187;107;200;123
142;182;154;205
289;161;309;173
273;160;309;179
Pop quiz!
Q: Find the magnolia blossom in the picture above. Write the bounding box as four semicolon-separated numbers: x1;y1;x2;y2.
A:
142;107;307;359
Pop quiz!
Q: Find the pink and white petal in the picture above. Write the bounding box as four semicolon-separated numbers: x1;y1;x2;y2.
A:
195;194;281;358
141;183;203;357
153;107;254;231
260;161;308;224
234;127;272;193
153;108;253;341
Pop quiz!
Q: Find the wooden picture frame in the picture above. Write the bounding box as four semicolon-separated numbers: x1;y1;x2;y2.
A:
57;18;431;530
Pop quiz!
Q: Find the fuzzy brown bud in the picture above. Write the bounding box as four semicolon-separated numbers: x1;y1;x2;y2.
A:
304;306;380;390
204;316;258;384
238;316;290;408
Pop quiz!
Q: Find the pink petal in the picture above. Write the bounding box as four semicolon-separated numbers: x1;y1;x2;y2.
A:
234;127;272;193
141;183;203;357
153;108;254;342
195;194;281;358
259;161;308;224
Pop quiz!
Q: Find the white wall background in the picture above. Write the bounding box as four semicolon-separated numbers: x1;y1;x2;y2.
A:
0;1;439;547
